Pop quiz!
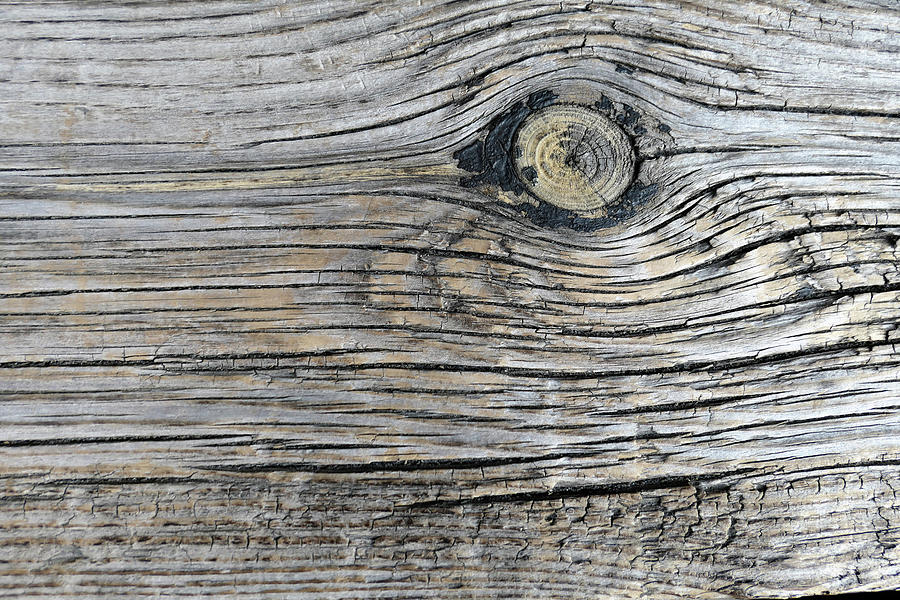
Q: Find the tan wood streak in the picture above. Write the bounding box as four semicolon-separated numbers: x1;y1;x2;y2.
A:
48;164;459;194
1;1;900;599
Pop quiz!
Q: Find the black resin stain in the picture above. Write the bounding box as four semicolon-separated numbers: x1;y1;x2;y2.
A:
454;88;660;232
520;165;538;184
516;181;658;230
454;89;556;195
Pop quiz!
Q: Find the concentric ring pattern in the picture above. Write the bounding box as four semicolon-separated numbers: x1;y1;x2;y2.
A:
513;105;635;213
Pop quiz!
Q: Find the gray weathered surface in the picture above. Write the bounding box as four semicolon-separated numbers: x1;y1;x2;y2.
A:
1;1;899;598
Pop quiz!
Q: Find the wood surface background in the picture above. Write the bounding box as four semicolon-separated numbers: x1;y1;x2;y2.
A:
1;1;899;598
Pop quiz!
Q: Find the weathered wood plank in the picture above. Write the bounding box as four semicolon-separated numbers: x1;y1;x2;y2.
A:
1;0;899;598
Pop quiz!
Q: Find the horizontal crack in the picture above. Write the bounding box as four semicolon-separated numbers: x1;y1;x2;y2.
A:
407;468;757;508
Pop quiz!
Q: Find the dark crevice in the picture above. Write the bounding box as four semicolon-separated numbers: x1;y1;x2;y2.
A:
408;468;757;508
0;338;891;378
0;433;249;448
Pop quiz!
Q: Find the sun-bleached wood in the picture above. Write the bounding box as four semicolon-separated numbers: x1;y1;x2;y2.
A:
1;1;899;599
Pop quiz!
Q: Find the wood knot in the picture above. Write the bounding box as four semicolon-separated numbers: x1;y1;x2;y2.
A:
454;89;664;231
513;104;635;215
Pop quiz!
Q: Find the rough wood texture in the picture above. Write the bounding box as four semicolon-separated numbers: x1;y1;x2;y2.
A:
1;1;899;598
